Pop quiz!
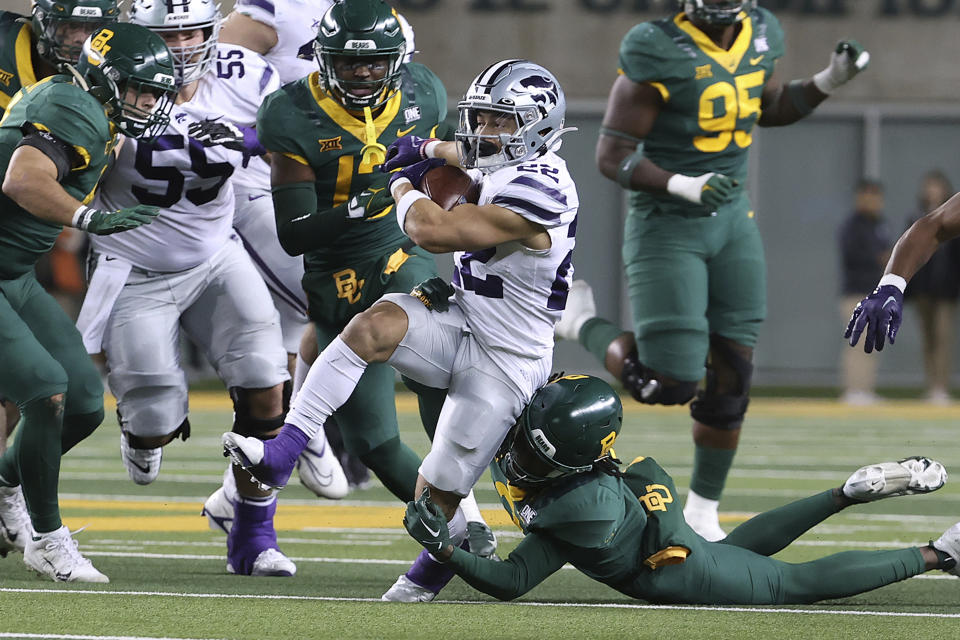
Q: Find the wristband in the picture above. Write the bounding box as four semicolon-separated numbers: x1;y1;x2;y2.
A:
390;176;412;199
878;273;907;293
666;173;709;205
422;139;441;159
616;142;645;190
395;189;429;236
72;204;96;231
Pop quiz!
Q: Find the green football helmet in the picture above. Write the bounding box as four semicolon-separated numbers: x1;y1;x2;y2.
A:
31;0;120;66
498;375;623;488
680;0;756;26
73;24;178;140
314;0;407;111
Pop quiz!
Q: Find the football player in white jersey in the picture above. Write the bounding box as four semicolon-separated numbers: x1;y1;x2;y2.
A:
223;59;578;600
77;0;295;577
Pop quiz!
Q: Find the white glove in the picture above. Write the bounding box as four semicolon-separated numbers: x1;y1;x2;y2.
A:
813;40;870;94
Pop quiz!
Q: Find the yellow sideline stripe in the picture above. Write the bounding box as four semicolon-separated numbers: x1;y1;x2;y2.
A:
59;500;752;532
60;502;516;532
108;392;960;420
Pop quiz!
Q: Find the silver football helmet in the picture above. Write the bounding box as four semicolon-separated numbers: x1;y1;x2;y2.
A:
128;0;221;85
456;59;574;173
680;1;756;26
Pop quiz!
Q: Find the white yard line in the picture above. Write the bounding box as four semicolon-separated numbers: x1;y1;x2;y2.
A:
0;634;225;640
2;588;958;618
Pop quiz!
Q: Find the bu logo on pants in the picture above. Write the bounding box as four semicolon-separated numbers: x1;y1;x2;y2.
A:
333;269;364;304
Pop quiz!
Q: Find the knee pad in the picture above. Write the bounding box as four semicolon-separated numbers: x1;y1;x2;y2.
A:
689;334;754;430
230;387;285;439
621;350;698;406
124;416;190;449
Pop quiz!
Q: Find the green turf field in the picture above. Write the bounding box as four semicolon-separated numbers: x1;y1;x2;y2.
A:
1;393;959;640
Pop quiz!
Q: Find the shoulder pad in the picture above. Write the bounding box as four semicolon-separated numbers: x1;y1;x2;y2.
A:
619;19;692;83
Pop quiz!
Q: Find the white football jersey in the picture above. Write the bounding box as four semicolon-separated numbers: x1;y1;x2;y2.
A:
92;48;272;272
453;151;579;360
234;0;415;85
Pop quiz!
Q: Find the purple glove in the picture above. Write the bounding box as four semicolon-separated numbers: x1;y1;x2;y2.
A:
388;157;446;192
844;284;904;353
382;135;437;171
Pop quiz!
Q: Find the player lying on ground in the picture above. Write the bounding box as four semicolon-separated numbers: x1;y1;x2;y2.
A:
403;375;959;604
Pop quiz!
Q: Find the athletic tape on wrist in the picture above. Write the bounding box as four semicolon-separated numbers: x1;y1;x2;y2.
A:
878;273;907;293
71;204;95;231
422;139;441;159
396;189;429;236
785;79;814;116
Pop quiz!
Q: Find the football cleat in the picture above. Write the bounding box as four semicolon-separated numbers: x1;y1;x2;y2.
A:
843;457;947;502
381;574;437;603
466;522;499;560
201;486;234;534
227;548;296;577
24;526;109;583
554;280;597;341
0;484;31;556
120;431;161;485
296;432;349;499
683;503;726;542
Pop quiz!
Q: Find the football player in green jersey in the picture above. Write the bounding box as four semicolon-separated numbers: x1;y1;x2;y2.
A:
254;0;495;551
0;23;176;581
0;0;120;469
403;375;960;604
555;0;870;541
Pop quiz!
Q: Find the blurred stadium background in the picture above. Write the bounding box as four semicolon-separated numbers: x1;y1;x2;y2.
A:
8;0;960;388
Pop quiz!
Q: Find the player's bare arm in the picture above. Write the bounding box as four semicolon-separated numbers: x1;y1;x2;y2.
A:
394;184;549;253
757;71;827;126
595;75;671;192
886;191;960;282
219;10;278;54
2;145;86;226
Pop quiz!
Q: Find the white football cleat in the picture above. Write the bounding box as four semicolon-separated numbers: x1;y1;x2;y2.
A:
201;486;234;534
120;431;161;485
932;522;960;577
466;522;499;560
0;484;30;556
554;280;597;341
24;526;109;583
296;432;349;499
227;548;296;577
381;574;437;602
843;457;947;502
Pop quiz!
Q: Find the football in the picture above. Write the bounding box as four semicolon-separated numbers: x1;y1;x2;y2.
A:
421;164;480;210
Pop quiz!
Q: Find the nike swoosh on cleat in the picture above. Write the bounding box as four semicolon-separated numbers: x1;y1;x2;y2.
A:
882;296;897;309
55;571;72;581
419;517;440;538
125;456;151;475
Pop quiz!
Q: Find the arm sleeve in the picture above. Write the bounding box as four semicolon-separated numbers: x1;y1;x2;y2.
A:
272;181;355;256
445;532;569;601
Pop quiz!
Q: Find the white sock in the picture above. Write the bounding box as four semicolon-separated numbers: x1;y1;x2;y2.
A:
684;489;720;515
286;336;368;439
459;490;484;524
222;464;238;503
291;351;311;403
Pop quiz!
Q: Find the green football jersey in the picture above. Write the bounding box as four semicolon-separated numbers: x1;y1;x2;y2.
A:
0;76;116;279
0;12;44;114
618;7;785;216
488;456;701;592
257;62;447;273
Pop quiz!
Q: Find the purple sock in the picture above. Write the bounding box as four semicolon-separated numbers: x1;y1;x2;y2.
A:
227;499;288;575
259;424;310;488
404;541;468;595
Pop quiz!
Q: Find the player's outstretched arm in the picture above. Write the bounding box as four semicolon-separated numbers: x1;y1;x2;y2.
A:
759;40;869;127
3;145;158;235
218;10;278;54
388;159;547;254
845;191;960;352
597;76;738;209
